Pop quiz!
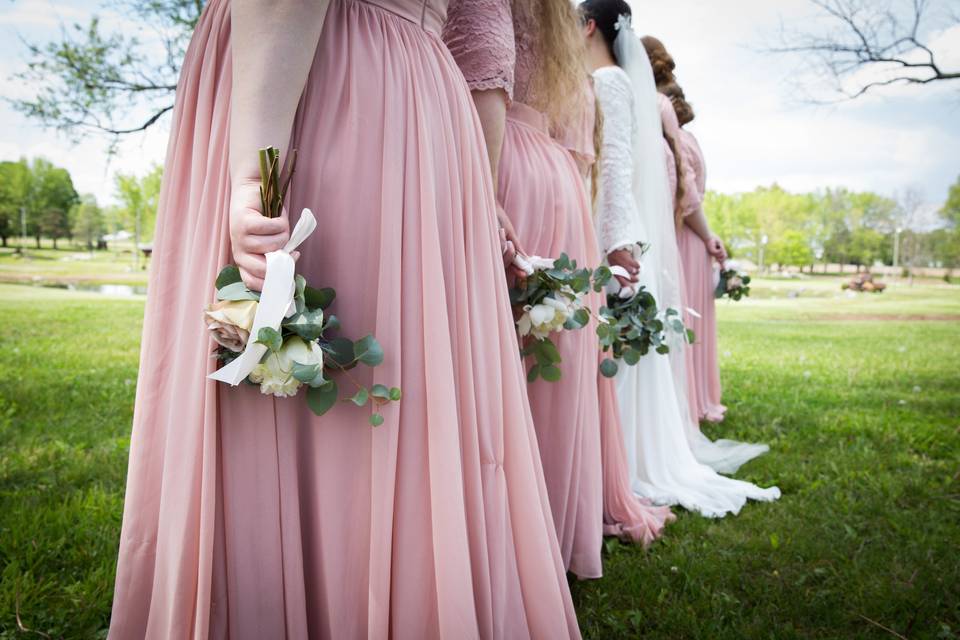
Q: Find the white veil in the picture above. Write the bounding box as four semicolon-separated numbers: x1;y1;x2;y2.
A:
612;17;692;416
612;17;770;474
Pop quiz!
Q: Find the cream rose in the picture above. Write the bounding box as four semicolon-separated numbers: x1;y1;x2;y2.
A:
204;299;258;353
249;336;325;398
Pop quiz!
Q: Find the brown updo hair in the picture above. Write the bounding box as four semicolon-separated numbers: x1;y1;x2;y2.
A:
662;81;695;126
640;35;675;90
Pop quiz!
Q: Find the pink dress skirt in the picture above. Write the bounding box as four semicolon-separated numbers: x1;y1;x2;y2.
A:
679;226;726;422
498;102;604;579
108;1;580;638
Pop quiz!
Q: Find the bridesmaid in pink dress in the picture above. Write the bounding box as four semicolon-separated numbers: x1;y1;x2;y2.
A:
668;85;727;422
445;0;667;579
658;91;707;426
557;78;676;546
108;1;581;638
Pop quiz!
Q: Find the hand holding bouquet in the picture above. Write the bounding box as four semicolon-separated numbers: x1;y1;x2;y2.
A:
205;148;400;426
715;261;751;301
510;253;594;383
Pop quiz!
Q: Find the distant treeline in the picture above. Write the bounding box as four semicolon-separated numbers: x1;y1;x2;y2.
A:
0;158;161;250
705;181;960;272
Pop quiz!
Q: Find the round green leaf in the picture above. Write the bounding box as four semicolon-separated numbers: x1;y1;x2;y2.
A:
599;358;618;378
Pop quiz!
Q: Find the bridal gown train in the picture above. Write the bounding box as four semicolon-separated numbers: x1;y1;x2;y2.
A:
108;1;581;637
660;94;770;475
591;48;779;518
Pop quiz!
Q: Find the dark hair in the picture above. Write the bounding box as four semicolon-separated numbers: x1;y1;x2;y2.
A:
662;81;695;126
578;0;632;62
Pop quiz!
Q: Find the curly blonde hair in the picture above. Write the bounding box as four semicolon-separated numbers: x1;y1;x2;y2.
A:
517;0;586;129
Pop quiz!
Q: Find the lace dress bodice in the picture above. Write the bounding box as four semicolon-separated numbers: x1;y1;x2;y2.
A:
592;65;642;254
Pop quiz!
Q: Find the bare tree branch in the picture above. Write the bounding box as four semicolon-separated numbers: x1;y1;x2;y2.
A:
768;0;960;101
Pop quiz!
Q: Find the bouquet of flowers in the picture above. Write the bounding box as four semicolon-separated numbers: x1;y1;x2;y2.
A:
510;253;595;382
205;147;399;426
596;288;694;378
715;261;751;301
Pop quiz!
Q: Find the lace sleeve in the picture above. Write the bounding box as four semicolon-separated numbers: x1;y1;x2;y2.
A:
442;0;515;100
593;67;642;254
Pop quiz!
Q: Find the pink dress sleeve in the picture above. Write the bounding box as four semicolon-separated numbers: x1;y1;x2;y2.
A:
658;94;701;218
442;0;515;100
681;129;707;200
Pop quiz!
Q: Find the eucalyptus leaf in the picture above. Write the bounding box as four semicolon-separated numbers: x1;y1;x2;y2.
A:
292;361;323;385
389;387;402;401
215;265;243;290
369;413;385;427
306;380;338;416
527;364;541;383
350;387;370;407
354;335;384;367
599;358;618;378
217;282;260;302
304;286;336;310
324;337;356;367
370;384;391;400
541;365;562;382
255;327;283;353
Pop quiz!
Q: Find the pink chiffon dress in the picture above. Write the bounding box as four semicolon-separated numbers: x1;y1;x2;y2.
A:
659;93;705;426
445;1;599;579
108;1;581;638
677;128;726;422
558;78;675;546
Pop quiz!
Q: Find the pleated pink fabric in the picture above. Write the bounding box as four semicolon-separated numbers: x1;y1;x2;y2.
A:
678;130;725;422
108;1;581;638
556;79;675;547
497;103;603;579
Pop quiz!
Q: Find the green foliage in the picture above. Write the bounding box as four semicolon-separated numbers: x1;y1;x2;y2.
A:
12;1;202;138
0;158;81;249
768;230;814;268
114;165;162;244
597;287;682;375
70;195;105;250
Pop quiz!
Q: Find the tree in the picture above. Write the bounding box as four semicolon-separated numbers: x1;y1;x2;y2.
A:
0;161;31;247
115;165;163;267
942;175;960;228
25;159;79;248
12;0;202;140
768;230;815;267
71;195;105;251
771;0;960;100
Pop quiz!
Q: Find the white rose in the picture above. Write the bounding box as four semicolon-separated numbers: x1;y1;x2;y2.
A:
727;276;743;290
249;336;324;398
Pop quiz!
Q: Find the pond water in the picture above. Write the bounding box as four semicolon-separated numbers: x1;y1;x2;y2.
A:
40;283;148;296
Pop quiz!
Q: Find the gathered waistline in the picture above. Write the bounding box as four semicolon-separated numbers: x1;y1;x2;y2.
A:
355;0;445;37
506;101;550;135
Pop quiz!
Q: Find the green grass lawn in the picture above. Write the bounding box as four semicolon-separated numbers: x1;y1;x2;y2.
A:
0;277;958;639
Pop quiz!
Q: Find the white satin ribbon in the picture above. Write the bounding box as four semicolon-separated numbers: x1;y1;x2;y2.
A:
608;265;638;299
209;208;317;386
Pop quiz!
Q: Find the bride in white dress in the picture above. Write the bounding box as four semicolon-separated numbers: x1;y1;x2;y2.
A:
580;0;780;517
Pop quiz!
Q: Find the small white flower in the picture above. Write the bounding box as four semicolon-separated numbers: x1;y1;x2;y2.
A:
912;386;921;393
527;256;557;272
898;399;907;405
802;371;812;379
249;336;324;398
898;346;907;353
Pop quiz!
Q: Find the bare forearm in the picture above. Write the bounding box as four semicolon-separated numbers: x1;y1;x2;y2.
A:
471;88;508;186
683;207;712;243
230;0;329;182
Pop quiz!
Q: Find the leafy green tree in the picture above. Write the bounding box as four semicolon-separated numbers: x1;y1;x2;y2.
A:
13;1;202;140
0;161;32;247
115;165;163;267
768;230;814;268
71;195;105;251
942;175;960;228
24;159;80;248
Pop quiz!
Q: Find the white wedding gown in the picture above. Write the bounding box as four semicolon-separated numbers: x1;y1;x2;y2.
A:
591;32;779;518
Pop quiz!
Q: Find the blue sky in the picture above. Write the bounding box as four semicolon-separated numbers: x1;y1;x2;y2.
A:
1;0;959;214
